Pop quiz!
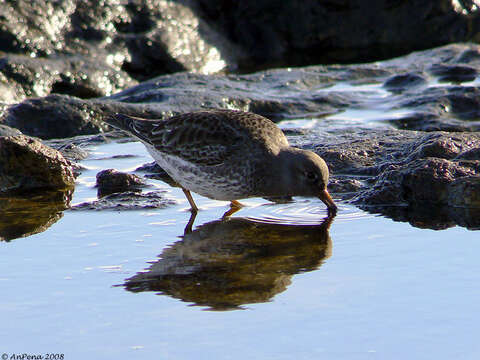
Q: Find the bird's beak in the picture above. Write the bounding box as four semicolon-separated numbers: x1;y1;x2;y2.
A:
319;189;337;216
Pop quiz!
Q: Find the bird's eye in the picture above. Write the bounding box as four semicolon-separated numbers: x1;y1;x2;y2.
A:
305;171;318;182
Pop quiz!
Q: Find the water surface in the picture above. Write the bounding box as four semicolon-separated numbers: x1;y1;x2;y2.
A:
1;92;480;359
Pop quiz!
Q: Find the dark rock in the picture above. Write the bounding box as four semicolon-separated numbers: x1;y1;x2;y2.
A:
71;191;176;211
383;73;427;92
385;113;475;132
0;135;75;194
295;129;480;228
448;176;480;207
196;0;480;70
0;54;137;104
0;69;361;138
337;132;480;226
0;0;237;104
2;95;111;139
3;44;480;139
114;0;240;80
429;64;478;83
2;0;480;104
328;178;364;197
356;158;476;205
0;190;72;241
400;86;480;121
96;169;147;197
307;129;420;176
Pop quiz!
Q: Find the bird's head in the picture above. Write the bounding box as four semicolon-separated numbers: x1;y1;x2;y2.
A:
274;148;337;215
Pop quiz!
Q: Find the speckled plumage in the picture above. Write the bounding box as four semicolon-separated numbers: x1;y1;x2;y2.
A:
106;109;337;214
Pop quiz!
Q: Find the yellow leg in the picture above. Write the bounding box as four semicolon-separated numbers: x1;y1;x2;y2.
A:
222;200;244;218
182;188;198;212
230;200;243;208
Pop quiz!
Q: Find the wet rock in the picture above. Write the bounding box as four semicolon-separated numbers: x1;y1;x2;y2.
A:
328;178;364;198
388;86;480;132
123;216;332;310
71;191;176;211
114;0;240;79
0;135;75;194
3;44;480;138
385;113;475;132
0;124;21;137
341;132;480;227
356;158;476;205
2;95;111;139
429;64;478;83
448;176;480;207
294;129;480;228
0;190;72;241
383;73;427;92
0;0;237;104
305;129;420;176
1;69;360;138
0;54;137;104
2;2;478;73
196;0;480;69
2;0;480;102
96;169;147;197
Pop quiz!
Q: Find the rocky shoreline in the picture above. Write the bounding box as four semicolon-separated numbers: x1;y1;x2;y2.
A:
2;1;480;105
1;43;480;238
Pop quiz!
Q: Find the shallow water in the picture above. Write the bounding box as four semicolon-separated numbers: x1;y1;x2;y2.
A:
2;85;480;359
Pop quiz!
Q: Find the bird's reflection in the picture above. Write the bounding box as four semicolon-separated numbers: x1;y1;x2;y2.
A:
123;215;334;310
0;190;72;241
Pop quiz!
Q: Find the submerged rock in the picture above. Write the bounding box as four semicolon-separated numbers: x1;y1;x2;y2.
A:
96;169;147;197
71;191;176;211
0;135;75;194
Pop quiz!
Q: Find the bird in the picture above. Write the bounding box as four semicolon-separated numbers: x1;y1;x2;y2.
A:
106;109;337;216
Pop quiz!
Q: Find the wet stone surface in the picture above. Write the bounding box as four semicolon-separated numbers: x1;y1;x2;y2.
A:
2;0;480;105
0;135;75;194
3;44;480;140
71;191;176;211
96;169;147;197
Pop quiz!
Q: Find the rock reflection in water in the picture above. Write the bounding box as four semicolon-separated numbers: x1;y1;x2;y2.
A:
123;216;333;310
0;190;72;241
360;203;480;231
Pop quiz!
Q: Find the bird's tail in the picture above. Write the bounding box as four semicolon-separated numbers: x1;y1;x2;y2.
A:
105;113;136;132
105;113;156;144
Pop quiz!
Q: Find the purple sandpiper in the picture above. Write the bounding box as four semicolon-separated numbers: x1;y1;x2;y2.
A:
107;109;337;215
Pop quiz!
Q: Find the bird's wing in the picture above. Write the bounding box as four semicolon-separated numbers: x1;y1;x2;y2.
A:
107;110;289;166
107;112;245;166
